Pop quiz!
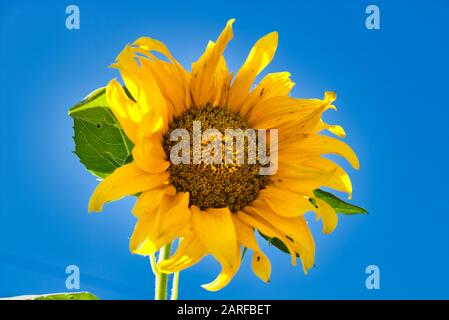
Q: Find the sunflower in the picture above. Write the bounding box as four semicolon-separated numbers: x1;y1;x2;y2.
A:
88;19;359;291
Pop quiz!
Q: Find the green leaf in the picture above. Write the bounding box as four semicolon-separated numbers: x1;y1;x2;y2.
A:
69;88;134;178
241;247;248;260
33;292;99;300
258;232;298;257
313;189;367;215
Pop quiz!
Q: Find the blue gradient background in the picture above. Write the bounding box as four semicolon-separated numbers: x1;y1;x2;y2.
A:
1;0;448;299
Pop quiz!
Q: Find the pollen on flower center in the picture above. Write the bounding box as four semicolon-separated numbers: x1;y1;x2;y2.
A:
163;105;268;212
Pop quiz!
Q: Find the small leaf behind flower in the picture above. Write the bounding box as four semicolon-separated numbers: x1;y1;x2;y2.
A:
69;88;134;178
259;232;299;257
313;189;367;215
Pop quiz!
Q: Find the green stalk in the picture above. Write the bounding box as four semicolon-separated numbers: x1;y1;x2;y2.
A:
170;271;180;300
154;243;172;300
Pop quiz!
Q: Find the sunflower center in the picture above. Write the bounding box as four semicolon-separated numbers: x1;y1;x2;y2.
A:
163;106;268;212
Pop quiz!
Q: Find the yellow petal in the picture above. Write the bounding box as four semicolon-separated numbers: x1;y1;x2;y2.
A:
158;235;207;273
228;32;278;112
273;159;337;193
132;37;192;114
237;210;297;266
272;154;353;198
239;72;294;119
247;93;336;130
129;207;158;253
105;79;141;142
297;156;353;198
191;205;241;291
315;198;338;234
232;216;271;283
250;91;336;136
138;58;188;116
292;91;345;138
131;192;191;255
246;205;315;273
132;112;170;173
317;122;346;138
211;56;231;107
132;185;176;218
217;66;234;107
133;37;192;111
190;19;234;107
251;252;271;283
280;134;360;170
247;96;312;128
191;206;239;270
111;45;144;103
88;163;169;212
201;254;240;291
328;124;346;137
112;44;171;131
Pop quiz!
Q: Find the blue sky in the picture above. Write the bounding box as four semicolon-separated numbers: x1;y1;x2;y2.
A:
1;0;448;299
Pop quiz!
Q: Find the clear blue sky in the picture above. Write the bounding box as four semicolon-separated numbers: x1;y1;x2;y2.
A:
1;0;448;299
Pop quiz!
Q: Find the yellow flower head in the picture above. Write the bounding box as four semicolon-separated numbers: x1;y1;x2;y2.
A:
88;19;359;291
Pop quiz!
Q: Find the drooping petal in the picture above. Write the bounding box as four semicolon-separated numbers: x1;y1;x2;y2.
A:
191;205;240;291
201;253;241;291
158;235;208;273
131;192;191;255
227;32;278;113
232;215;271;283
244;205;315;273
315;198;338;234
251;251;271;283
237;210;297;266
192;206;239;270
88;162;169;212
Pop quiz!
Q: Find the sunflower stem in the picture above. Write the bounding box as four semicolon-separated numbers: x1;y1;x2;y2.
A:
169;238;181;300
154;243;171;300
170;271;180;300
149;254;160;277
